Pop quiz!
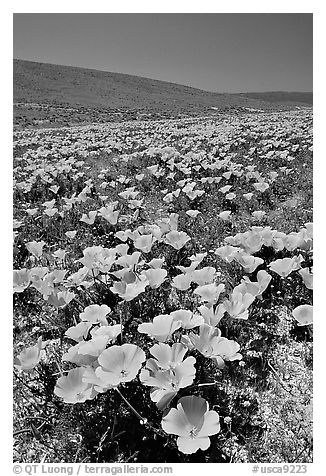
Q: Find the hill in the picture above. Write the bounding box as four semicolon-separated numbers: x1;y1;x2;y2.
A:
13;59;312;128
239;92;312;105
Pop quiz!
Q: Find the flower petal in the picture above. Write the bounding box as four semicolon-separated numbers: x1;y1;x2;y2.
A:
162;408;190;437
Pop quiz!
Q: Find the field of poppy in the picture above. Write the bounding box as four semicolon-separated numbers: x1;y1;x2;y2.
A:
13;108;313;463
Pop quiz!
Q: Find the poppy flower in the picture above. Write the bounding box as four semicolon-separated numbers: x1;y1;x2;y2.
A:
78;246;116;274
243;193;253;200
186;189;205;200
143;268;167;289
13;268;31;293
223;291;255;320
54;368;95;404
90;324;122;340
119;187;138;200
157;213;179;234
110;275;148;301
215;245;240;263
191;267;217;286
293;229;313;252
253;182;269;192
26;208;38;216
14;337;43;371
304;222;313;239
298;267;313;290
62;341;100;366
80;210;97;225
186;210;201;218
190;252;207;264
269;256;302;278
67;267;90;288
148;342;189;370
209;337;242;368
44;207;58;217
140;343;196;410
65;321;94;342
161;396;220;454
172;273;193;291
147;258;165;269
170;310;204;329
29;274;53;298
134;234;155;253
115;229;134;242
219;185;232;194
138;315;181;342
147;164;159;174
176;254;206;274
115;251;142;269
46;269;67;285
114;269;137;284
292;305;313;326
42;199;56;209
245;231;265;253
65;230;77;239
79;304;111;325
53;249;66;260
76;335;114;357
26;240;46;258
173;189;181;198
128;198;144;209
47;290;75;309
260;227;282;248
188;323;241;367
77;186;92;203
188;324;221;358
269;171;278;181
48;184;59;194
234;253;264;273
194;283;225;305
140;224;162;241
164;231;190;250
96;344;146;386
182;182;195;194
29;266;48;282
82;364;113;393
225;192;236;200
163;192;174;204
225;230;264;255
240;270;272;297
98;206;119;225
219;211;232;221
198;303;226;327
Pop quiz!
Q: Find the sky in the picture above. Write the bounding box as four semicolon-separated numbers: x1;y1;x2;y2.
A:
13;13;312;93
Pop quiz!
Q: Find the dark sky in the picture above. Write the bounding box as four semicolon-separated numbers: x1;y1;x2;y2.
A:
13;13;313;93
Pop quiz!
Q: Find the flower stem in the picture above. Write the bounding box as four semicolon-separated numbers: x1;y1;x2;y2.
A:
115;388;165;437
114;388;146;423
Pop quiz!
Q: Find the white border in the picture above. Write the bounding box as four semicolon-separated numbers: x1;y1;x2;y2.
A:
2;3;324;474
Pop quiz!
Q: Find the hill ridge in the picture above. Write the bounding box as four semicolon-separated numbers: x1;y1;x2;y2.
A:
13;59;312;128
